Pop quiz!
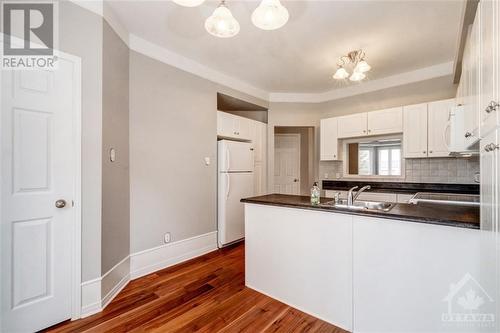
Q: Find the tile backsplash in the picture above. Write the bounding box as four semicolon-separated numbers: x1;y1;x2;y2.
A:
319;157;480;184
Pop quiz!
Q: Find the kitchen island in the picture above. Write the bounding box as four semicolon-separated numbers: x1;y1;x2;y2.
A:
242;194;495;332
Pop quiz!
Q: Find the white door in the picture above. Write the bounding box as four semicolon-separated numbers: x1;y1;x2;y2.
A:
479;0;499;136
1;58;79;332
481;129;498;232
337;113;368;138
427;99;454;157
274;134;300;195
403;103;428;158
367;107;403;136
218;172;253;247
320;117;339;161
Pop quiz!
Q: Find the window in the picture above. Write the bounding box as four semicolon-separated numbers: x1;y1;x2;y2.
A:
345;137;403;177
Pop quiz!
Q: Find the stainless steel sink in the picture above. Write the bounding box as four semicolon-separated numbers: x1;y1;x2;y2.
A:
321;199;395;212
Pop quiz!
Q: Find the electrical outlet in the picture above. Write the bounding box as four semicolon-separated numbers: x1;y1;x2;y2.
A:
164;232;171;244
324;173;329;179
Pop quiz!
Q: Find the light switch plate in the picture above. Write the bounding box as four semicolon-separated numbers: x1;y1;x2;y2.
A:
204;157;210;166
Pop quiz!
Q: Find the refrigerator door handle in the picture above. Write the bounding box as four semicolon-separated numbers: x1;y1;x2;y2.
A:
226;173;230;199
225;147;230;171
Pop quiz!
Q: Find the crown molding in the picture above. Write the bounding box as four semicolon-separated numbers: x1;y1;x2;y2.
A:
128;34;270;101
268;62;455;104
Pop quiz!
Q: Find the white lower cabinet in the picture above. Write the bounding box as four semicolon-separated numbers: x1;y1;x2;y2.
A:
353;216;484;332
245;205;353;331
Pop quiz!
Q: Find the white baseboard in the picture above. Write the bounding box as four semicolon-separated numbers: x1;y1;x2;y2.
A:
80;231;218;317
130;231;218;280
81;277;102;318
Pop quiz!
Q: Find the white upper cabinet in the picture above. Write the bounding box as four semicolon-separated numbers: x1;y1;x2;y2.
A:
320;117;339;161
338;113;368;138
403;103;428;158
217;111;252;140
479;0;499;136
251;120;266;163
428;99;455;157
367;107;403;136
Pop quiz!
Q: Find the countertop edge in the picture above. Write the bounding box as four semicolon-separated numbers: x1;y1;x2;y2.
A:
241;197;480;230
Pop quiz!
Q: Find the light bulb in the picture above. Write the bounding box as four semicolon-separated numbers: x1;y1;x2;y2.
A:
251;0;289;30
349;71;366;81
173;0;205;7
205;2;240;38
354;60;371;73
333;67;349;80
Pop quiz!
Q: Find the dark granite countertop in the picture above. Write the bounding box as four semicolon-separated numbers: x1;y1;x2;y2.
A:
241;194;480;230
322;180;480;195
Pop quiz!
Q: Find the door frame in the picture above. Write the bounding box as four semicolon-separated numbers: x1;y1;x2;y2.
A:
0;43;83;321
274;133;301;195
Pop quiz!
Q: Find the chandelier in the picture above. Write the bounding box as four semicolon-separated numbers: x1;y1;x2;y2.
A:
333;50;371;82
173;0;289;38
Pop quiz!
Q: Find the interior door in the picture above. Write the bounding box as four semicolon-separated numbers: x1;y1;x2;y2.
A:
1;59;78;332
274;134;300;195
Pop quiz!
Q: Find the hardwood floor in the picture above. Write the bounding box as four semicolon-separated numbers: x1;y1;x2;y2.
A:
44;243;347;333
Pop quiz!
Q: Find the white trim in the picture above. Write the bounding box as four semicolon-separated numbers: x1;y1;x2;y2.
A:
80;278;101;318
130;231;218;280
269;62;455;103
128;35;269;101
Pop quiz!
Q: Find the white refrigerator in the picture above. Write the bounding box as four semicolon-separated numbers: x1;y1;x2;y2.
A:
218;140;254;247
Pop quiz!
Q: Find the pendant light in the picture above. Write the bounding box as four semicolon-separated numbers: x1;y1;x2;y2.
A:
251;0;289;30
205;1;240;38
172;0;205;7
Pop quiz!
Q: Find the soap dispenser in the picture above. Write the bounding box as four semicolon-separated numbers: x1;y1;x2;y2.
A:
311;182;320;205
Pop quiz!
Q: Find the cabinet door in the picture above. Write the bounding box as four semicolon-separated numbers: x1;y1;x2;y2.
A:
252;121;267;163
427;99;454;157
337;113;368;138
403;103;428;158
217;111;235;138
480;129;498;231
367;107;403;136
479;1;499;136
320;117;339;160
254;162;263;196
237;116;252;140
466;12;480;140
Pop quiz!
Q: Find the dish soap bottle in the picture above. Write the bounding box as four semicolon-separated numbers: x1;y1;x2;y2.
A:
311;182;320;205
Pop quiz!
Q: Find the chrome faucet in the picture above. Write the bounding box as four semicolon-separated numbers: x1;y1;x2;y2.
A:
347;186;358;205
347;185;372;205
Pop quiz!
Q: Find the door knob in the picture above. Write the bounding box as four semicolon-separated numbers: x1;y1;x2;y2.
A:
293;179;299;182
55;199;67;208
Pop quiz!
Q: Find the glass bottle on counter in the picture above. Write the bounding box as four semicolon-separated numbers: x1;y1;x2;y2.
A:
311;182;320;205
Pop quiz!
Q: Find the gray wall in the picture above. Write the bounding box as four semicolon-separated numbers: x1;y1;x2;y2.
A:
101;21;130;274
129;51;267;253
59;1;103;281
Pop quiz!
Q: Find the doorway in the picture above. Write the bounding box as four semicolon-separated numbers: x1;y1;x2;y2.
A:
274;127;315;195
1;53;82;332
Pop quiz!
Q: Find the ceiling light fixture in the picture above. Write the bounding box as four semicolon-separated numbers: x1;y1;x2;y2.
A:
173;0;205;7
251;0;289;31
205;1;240;38
333;50;371;82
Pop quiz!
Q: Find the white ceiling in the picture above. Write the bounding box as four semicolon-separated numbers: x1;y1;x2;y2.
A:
107;0;463;94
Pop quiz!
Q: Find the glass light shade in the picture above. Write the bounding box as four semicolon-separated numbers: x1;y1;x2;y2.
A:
251;0;289;30
205;4;240;38
173;0;205;7
354;60;371;73
333;67;349;80
349;71;366;81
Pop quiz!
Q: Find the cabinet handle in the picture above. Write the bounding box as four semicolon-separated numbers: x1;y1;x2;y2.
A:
485;143;499;152
423;151;426;154
363;130;366;134
465;132;472;138
429;150;433;153
486;101;500;113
